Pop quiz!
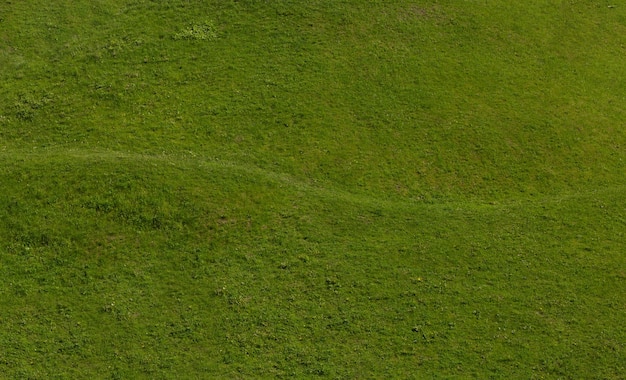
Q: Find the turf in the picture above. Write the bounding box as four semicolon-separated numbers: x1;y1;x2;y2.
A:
1;0;626;378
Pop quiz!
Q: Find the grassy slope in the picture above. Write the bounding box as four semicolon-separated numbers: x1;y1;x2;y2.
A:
1;0;626;378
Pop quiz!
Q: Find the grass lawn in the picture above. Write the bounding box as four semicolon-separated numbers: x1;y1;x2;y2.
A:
1;0;626;378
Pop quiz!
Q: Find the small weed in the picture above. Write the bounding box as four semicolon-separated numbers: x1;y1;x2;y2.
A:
173;21;217;41
13;93;52;121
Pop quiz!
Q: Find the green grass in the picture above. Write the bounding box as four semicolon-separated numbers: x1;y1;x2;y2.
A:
2;0;626;378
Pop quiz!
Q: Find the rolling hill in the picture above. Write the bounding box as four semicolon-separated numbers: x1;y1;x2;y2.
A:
1;1;626;377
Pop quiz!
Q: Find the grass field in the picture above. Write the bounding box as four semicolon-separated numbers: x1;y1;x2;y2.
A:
2;0;626;378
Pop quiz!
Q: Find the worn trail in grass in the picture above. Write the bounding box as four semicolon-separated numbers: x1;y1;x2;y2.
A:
4;147;626;211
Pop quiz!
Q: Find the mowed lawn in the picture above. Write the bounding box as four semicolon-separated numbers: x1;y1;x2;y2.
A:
1;1;626;378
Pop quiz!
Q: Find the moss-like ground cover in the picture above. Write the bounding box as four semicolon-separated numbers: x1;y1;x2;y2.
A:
1;1;626;378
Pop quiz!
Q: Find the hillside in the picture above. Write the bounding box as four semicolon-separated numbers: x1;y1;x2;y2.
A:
1;1;626;377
